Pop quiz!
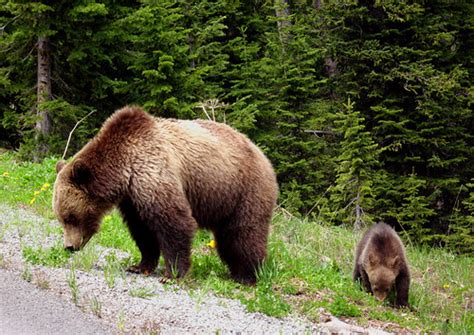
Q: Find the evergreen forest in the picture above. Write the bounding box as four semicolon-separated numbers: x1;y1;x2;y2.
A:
1;0;473;253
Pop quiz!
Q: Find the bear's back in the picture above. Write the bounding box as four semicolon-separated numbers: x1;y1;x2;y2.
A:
357;223;407;268
151;117;277;227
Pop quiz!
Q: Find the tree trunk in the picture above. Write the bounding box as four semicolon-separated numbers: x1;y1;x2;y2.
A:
312;1;338;78
275;0;291;47
35;36;52;160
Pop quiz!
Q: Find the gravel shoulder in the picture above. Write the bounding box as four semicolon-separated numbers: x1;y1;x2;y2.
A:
0;204;392;334
0;268;114;335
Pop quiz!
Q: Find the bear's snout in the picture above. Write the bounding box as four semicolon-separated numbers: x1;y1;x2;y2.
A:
374;291;388;302
64;245;78;252
63;239;82;251
63;225;86;251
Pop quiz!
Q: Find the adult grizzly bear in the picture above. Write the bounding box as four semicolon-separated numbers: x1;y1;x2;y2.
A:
53;106;278;284
353;223;410;307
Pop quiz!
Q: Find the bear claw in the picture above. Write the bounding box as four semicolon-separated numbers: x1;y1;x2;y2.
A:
126;264;153;275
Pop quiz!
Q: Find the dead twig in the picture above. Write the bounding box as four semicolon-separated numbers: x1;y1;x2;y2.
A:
61;110;95;160
304;129;337;136
195;99;228;122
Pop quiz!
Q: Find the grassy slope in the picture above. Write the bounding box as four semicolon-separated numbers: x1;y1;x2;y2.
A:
0;151;472;333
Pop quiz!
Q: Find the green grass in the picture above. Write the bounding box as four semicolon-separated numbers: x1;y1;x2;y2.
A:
1;151;473;333
129;284;156;299
22;243;71;267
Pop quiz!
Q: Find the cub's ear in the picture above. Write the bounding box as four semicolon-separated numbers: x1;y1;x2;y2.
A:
368;252;377;266
56;160;66;173
71;159;93;185
391;255;401;268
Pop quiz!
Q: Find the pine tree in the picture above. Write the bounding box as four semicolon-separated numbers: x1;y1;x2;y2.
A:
330;98;379;228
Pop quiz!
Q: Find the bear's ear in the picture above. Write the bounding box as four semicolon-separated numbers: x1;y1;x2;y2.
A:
56;160;66;173
70;159;93;185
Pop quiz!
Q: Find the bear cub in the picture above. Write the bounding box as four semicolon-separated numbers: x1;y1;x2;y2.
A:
353;222;410;307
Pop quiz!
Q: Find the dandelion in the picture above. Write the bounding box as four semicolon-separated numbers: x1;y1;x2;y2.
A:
207;240;217;249
41;183;50;190
34;190;41;196
443;284;450;289
30;198;36;205
2;172;9;177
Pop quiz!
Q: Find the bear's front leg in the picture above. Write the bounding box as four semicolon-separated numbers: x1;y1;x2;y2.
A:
395;268;410;308
119;197;161;276
360;269;372;293
157;221;195;279
152;202;197;280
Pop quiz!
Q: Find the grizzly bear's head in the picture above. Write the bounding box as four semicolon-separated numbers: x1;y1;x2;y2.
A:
365;253;401;302
53;160;110;251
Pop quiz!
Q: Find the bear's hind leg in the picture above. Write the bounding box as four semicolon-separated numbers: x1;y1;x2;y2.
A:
215;217;269;285
119;197;160;275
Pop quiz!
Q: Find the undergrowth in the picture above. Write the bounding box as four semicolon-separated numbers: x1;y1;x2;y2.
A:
0;151;472;333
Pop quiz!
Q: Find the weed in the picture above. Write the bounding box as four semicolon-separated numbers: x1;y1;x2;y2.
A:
67;267;79;305
89;294;102;318
117;309;126;332
329;296;361;317
140;320;161;335
21;263;32;282
103;252;124;288
0;253;7;269
71;242;100;271
169;257;180;279
129;284;155;299
243;289;291;317
0;221;8;241
22;243;71;267
34;270;50;289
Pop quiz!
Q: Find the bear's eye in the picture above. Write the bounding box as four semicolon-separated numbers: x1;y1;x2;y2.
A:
64;214;77;225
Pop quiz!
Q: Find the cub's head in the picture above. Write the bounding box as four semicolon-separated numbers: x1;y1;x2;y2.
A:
365;253;401;302
53;160;110;251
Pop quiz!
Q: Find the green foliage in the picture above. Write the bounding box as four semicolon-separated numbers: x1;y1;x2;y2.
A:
329;296;361;317
445;181;474;255
1;1;472;249
22;244;71;267
330;98;379;226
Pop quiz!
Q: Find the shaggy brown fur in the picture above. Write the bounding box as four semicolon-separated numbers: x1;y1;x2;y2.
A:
353;223;410;307
53;106;278;284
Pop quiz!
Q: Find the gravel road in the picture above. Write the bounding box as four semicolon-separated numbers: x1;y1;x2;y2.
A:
0;204;392;334
0;268;114;335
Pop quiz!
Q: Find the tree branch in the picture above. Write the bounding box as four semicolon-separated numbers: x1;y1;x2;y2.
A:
61;111;95;160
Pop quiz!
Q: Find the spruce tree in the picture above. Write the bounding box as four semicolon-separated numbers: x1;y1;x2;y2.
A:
330;98;379;228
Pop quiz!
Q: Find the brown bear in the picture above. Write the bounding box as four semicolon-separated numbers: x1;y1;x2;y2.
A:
353;222;410;307
53;106;278;284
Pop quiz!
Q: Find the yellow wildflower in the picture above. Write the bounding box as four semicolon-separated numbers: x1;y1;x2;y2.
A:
443;284;450;289
30;198;36;205
34;190;41;196
207;240;217;249
41;183;50;190
2;172;9;177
